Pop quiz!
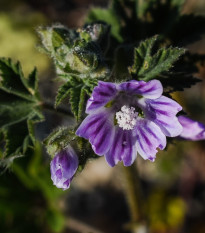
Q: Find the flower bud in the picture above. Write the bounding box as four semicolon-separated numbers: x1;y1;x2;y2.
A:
79;23;110;43
38;24;109;79
50;146;78;190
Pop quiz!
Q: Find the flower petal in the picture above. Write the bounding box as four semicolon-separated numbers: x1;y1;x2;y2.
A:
139;96;183;137
50;146;78;190
76;109;115;155
134;119;166;161
59;147;79;178
86;81;117;113
105;127;137;167
119;80;163;99
178;116;205;141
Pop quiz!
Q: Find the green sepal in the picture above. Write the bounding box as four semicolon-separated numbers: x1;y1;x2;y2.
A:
43;127;76;158
44;126;98;174
75;137;98;172
38;24;75;55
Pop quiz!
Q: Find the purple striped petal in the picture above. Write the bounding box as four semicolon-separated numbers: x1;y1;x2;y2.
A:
178;116;205;141
76;109;115;155
140;96;183;137
118;80;163;99
50;146;78;190
86;81;117;113
105;127;137;167
134;119;166;161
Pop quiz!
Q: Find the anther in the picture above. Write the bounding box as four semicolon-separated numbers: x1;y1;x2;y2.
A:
116;105;138;130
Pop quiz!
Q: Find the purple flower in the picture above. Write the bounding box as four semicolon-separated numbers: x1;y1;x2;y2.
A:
76;80;183;166
178;115;205;141
50;146;78;190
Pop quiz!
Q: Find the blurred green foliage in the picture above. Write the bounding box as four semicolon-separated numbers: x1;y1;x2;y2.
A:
0;7;65;233
0;142;65;233
0;13;49;76
148;190;186;232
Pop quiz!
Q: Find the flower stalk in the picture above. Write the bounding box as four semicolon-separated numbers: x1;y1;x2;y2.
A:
41;101;73;116
122;162;146;233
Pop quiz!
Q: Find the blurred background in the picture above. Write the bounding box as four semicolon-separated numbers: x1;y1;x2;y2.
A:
0;0;205;232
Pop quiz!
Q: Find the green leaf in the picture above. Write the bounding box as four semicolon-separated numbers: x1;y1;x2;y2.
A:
70;85;87;121
55;80;73;107
0;58;44;169
135;0;156;19
26;67;38;95
159;72;201;93
136;0;185;19
55;77;98;121
0;58;35;101
129;36;185;81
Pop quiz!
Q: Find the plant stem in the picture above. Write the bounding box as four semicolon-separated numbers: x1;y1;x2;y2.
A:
41;101;73;116
122;162;145;232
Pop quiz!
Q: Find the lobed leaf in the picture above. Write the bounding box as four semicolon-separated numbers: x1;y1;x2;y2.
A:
158;72;201;93
0;58;44;169
129;36;185;81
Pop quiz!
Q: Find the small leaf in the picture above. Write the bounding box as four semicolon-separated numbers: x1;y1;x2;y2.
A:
55;77;98;121
129;36;185;81
55;80;73;107
70;86;87;121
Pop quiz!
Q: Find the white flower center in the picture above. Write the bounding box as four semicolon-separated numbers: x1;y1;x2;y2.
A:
116;105;138;130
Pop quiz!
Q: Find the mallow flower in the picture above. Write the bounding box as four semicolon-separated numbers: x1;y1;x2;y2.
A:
178;115;205;141
50;146;78;190
76;80;183;167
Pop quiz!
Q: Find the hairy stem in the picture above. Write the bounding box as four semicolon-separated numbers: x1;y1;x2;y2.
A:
122;162;146;232
41;101;73;116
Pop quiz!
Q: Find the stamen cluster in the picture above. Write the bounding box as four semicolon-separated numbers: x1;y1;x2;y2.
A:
116;106;138;130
